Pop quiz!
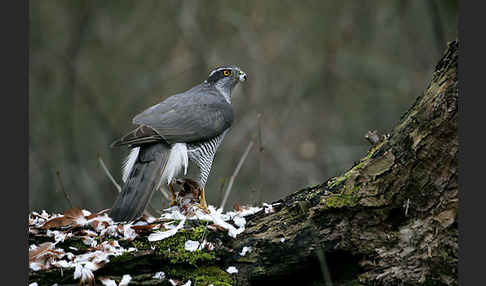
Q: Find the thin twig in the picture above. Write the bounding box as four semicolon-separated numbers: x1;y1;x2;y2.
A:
98;155;122;193
98;155;160;217
220;140;255;210
218;177;227;207
55;170;73;208
257;113;264;153
256;113;264;205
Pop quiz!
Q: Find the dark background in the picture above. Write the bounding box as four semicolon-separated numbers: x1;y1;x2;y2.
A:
29;0;458;213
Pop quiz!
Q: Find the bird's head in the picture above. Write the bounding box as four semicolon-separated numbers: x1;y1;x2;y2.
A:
205;65;247;93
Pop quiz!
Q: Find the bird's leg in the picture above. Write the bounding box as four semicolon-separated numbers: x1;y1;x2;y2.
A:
199;187;210;214
168;182;177;207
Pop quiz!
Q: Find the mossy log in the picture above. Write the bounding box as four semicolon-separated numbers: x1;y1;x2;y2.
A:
231;40;458;286
29;40;458;286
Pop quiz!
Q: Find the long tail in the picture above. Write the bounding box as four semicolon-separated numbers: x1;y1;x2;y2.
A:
110;142;189;222
110;143;170;222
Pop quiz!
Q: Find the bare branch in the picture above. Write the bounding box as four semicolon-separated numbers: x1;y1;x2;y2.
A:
218;177;227;207
99;154;157;217
98;155;121;193
55;170;73;208
220;140;255;210
256;113;264;205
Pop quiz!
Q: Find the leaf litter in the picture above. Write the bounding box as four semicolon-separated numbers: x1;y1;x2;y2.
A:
29;200;279;285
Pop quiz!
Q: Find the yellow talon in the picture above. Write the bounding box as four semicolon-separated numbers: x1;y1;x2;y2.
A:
199;188;210;213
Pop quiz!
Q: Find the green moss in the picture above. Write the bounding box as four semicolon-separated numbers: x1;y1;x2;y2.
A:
322;186;360;209
303;190;320;200
327;159;366;190
328;140;387;186
167;266;233;286
324;141;389;208
327;175;348;189
108;250;137;264
251;266;266;276
132;226;215;265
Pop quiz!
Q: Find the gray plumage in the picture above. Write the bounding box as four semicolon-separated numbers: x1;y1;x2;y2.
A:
110;143;169;222
110;65;247;222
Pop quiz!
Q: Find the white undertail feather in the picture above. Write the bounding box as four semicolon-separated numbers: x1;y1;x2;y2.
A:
121;143;188;189
159;143;189;188
122;147;140;183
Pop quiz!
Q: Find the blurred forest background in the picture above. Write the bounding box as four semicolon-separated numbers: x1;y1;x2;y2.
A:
29;0;458;213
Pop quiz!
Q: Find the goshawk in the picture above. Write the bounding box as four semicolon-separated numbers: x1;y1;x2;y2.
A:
110;65;247;222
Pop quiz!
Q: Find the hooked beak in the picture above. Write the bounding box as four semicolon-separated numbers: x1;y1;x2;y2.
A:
239;71;247;82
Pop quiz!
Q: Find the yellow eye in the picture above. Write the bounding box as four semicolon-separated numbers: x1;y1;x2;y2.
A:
223;70;231;76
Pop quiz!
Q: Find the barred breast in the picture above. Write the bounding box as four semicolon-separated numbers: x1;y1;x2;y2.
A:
187;130;228;187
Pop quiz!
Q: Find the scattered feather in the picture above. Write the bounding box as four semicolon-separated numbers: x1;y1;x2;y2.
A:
148;218;186;242
82;236;98;248
153;271;166;280
240;246;252;256
122;224;138;241
81;209;92;217
263;202;275;213
233;216;246;228
73;262;97;285
226;266;238;274
99;277;117;286
119;274;132;286
28;201;268;283
184;240;201;252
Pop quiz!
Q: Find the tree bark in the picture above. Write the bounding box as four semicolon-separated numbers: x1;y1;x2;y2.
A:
29;40;458;286
231;40;458;286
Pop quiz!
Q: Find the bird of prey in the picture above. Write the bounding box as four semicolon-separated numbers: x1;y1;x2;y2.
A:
109;65;247;222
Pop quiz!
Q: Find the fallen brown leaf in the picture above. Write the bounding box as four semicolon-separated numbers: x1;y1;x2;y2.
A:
130;224;160;231
29;242;54;262
85;209;111;220
41;216;72;230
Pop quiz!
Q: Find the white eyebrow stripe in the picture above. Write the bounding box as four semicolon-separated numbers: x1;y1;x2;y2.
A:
208;67;228;77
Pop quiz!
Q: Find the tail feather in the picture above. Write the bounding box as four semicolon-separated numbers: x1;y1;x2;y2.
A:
110;143;170;222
